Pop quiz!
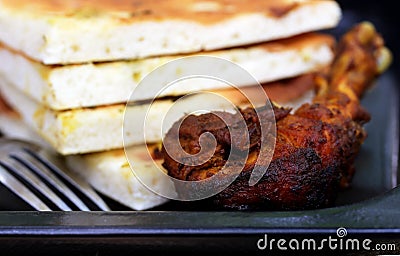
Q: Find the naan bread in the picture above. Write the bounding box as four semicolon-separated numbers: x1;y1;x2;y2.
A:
0;0;341;64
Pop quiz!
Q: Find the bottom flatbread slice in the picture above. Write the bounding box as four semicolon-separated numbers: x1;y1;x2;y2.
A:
0;111;169;210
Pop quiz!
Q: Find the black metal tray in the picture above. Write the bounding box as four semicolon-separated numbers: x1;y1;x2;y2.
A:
0;1;399;255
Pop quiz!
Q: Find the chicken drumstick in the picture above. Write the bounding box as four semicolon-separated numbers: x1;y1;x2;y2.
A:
161;22;392;210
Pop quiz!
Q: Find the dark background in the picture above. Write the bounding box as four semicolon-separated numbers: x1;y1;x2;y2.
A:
335;1;398;71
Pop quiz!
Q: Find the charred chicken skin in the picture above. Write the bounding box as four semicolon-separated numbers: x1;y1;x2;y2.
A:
161;22;392;210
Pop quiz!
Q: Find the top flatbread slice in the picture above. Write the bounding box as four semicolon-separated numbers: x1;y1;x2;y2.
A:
0;0;341;64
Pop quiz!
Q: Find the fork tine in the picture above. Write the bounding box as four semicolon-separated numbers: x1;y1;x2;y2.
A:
0;163;51;211
1;158;72;211
29;149;111;211
0;138;110;211
11;151;91;211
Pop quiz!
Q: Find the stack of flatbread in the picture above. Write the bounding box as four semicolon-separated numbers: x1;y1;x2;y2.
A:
0;0;341;210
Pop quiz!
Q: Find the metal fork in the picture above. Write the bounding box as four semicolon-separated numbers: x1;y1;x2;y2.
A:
0;138;110;211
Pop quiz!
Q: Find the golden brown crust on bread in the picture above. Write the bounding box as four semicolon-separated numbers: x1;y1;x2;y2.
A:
2;0;337;24
0;92;18;117
257;33;335;52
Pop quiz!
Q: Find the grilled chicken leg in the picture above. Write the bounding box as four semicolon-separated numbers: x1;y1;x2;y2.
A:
161;22;392;210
